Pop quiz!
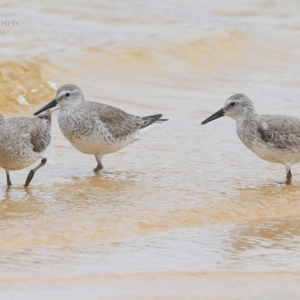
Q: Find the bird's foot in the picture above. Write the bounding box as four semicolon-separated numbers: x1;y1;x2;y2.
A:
274;179;292;185
93;163;104;173
285;178;292;185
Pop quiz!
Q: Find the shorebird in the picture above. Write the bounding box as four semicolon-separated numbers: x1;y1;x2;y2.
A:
0;111;51;187
201;93;300;184
34;84;168;172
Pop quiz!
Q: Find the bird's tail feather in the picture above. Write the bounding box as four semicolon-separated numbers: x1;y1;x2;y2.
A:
141;114;168;128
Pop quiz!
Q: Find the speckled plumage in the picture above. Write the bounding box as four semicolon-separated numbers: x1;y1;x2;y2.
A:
202;94;300;184
0;111;51;187
34;84;168;172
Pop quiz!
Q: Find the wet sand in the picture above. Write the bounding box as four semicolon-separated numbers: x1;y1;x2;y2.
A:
1;0;300;298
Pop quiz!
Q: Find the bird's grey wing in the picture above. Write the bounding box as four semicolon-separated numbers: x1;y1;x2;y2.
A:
257;115;300;150
31;113;51;152
29;122;51;152
8;115;51;153
96;104;144;139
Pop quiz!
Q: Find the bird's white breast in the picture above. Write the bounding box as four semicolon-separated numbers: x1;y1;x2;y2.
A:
249;145;300;165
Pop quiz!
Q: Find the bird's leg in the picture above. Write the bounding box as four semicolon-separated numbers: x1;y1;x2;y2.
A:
6;170;12;187
286;170;292;185
24;158;47;187
285;165;292;185
94;155;103;173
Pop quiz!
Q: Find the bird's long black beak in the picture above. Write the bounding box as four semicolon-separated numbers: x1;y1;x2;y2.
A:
34;99;58;116
201;108;225;125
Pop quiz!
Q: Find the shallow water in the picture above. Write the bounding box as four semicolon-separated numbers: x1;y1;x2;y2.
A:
1;0;300;299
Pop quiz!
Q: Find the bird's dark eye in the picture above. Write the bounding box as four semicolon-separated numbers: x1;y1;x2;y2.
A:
66;92;70;97
230;102;235;107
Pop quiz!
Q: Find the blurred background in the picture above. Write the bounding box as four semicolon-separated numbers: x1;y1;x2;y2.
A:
1;0;300;299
